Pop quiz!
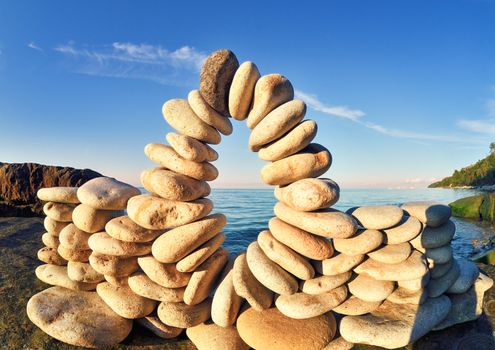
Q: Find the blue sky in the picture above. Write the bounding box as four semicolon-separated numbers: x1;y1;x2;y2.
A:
1;0;494;188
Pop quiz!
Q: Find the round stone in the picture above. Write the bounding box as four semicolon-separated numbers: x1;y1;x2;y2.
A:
410;220;455;249
229;61;260;120
332;296;381;316
27;286;132;348
77;177;140;210
88;231;152;257
347;205;403;230
137;255;191;288
398;271;431;291
42;232;60;249
176;233;225;272
136;315;183;339
401;201;451;227
188;89;233;135
37;187;79;204
89;253;138;277
165;132;215;162
323;337;355;350
348;274;395;302
58;223;91;250
43;217;70;236
367;242;412;264
96;282;156;319
35;264;97;291
211;268;243;327
386;287;427;305
67;261;104;283
428;260;461;297
300;271;352;294
429;259;453;279
43;202;76;222
333;229;383;255
261;143;331;186
128;272;185;302
104;275;128;287
57;245;91;262
314;253;364;276
447;259;480;294
246;74;294;129
423;244;452;264
106;215;162;243
37;247;67;265
157;299;212;328
187;322;249;350
72;204;123;233
383;216;422;244
259;119;317;161
127;194;212;230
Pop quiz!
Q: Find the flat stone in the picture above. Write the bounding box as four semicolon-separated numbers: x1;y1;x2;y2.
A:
314;253;365;276
184;248;229;305
41;232;60;249
237;307;336;350
152;214;225;263
157;299;212;328
97;282;156;319
448;259;480;294
72;203;123;233
354;250;429;281
106;215;163;243
229;61;260;120
43;217;70;236
127;194;212;230
37;187;79;204
58;223;91;250
430;259;453;278
211;268;242;327
176;233;225;272
128;272;185;302
43;202;76;222
398;271;431;291
322;337;354;350
261;144;331;186
165;132;211;162
67;261;104;283
428;260;461;297
300;271;352;294
88;231;152;257
423;244;453;264
367;242;412;264
199;49;239;116
401;201;451;227
410;220;455;249
347;205;403;230
136;315;183;339
257;230;315;280
249;100;306;151
37;246;67;265
387;286;427;304
274;202;357;239
145;143;218;181
137;255;191;288
35;264;97;290
89;252;138;277
76;177;140;210
104;275;128;287
340;296;452;349
162;99;221;144
274;177;339;212
57;245;91;262
333;229;383;255
348;274;395;302
268;217;333;260
246;242;298;295
246;74;294;129
232;253;273;311
187;322;249;350
259;119;317;161
383;215;422;244
27;286;132;348
275;286;347;319
332;295;382;316
188;89;232;135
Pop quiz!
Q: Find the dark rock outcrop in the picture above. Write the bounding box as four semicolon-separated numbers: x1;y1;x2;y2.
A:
0;162;102;217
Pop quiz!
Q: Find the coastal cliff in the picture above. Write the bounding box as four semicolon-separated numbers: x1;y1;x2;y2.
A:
0;162;102;217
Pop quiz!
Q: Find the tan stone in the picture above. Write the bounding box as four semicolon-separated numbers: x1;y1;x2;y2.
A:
211;269;242;327
187;322;249;350
57;245;91;262
27;286;132;348
105;215;162;243
162;98;221;144
314;253;364;276
383;215;422;244
274;177;339;212
347;205;404;230
37;187;79;204
137;255;191;288
96;282;156;319
259;120;317;161
136;315;183;339
176;233;225;272
367;242;412;264
428;260;460;297
67;261;104;283
275;286;348;319
257;230;314;280
35;264;97;291
261;143;331;186
348;274;395;302
88;252;138;277
237;307;336;350
246;74;294;129
332;296;382;316
229;61;260;120
249;100;306;151
333;229;383;255
398;271;431;291
145;143;218;181
72;204;123;233
410;220;455;249
401;201;451;227
386;287;427;305
322;337;354;350
158;299;212;328
43;217;69;236
43;202;76;222
77;177;140;210
274;202;357;239
184;248;229;305
232;253;273;310
88;231;152;257
41;232;59;249
188;89;233;135
127;194;212;230
152;214;225;262
58;223;91;250
300;272;352;294
268;217;333;260
166;132;210;162
37;247;67;265
128;272;185;302
246;242;298;295
355;250;429;281
104;275;128;287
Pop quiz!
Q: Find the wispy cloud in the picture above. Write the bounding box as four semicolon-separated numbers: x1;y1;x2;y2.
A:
295;90;364;121
54;42;206;86
28;42;43;52
456;98;495;136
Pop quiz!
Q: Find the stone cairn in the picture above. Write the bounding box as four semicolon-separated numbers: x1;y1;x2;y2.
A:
26;49;494;350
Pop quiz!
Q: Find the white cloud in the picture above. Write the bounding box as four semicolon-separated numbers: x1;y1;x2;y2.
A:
457;119;495;135
54;42;207;86
28;42;43;52
295;90;364;121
